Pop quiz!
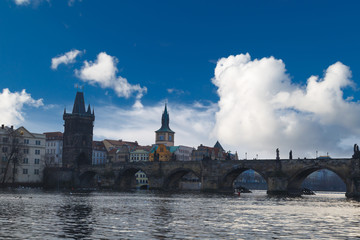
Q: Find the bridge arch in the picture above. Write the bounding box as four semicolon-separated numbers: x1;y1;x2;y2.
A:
287;166;349;193
163;168;201;190
221;166;268;192
115;167;148;190
79;171;99;188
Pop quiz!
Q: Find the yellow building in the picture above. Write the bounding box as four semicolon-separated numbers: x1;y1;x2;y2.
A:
149;144;178;162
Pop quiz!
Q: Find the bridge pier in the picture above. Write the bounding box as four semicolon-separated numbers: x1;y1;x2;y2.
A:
148;175;165;190
266;175;289;196
345;159;360;199
345;177;360;199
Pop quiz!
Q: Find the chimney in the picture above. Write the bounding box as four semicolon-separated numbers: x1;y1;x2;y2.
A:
1;124;4;129
11;126;13;130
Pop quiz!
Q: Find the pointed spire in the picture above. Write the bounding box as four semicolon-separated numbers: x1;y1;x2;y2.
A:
92;107;95;115
72;92;86;114
156;103;174;133
64;107;66;115
87;104;91;114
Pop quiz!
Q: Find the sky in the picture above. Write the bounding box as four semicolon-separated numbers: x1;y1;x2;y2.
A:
1;0;360;159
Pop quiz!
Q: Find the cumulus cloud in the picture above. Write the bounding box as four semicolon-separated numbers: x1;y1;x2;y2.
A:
75;52;147;104
51;49;83;70
0;88;44;126
93;101;217;148
167;88;187;95
14;0;30;5
212;53;359;158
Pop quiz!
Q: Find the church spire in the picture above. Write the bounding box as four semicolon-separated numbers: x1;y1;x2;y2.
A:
155;103;175;146
157;103;174;133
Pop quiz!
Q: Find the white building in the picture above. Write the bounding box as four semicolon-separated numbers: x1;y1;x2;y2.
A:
0;125;45;185
130;149;150;162
174;145;193;161
44;132;63;167
92;141;107;165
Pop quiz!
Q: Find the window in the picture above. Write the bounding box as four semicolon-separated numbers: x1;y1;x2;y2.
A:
1;168;5;174
23;158;28;164
169;135;172;141
34;169;39;175
34;159;40;164
2;156;7;162
35;140;41;145
24;139;29;144
2;137;8;143
2;147;8;153
23;149;29;154
23;169;28;174
159;135;164;140
35;149;40;155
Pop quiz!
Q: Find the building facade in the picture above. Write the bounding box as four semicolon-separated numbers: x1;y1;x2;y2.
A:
155;104;175;146
130;149;150;162
62;91;95;169
0;125;45;185
174;145;193;161
44;132;63;167
149;144;177;162
92;141;107;165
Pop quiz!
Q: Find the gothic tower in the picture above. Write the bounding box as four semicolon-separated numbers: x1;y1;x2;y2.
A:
155;104;175;146
62;91;95;169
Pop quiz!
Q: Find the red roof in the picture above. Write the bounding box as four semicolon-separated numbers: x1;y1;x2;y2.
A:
44;132;63;140
93;141;106;151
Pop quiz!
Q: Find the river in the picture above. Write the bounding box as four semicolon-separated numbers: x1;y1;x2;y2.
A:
0;189;359;239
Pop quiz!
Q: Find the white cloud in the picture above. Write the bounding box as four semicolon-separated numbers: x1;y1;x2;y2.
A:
212;53;359;158
0;88;43;126
14;0;30;5
51;49;83;70
75;52;147;104
167;88;186;95
93;101;217;148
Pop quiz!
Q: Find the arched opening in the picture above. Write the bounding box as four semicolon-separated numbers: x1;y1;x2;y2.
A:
79;171;98;189
288;167;347;195
163;169;201;190
116;168;149;190
222;168;267;193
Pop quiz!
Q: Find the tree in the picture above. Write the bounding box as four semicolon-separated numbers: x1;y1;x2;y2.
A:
0;126;25;185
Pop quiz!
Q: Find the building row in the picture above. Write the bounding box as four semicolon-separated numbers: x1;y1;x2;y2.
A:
0;91;238;186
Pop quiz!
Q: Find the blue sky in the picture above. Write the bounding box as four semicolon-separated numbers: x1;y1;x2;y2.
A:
1;0;360;158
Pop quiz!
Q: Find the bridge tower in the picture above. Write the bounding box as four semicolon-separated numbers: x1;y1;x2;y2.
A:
155;104;175;146
62;91;95;169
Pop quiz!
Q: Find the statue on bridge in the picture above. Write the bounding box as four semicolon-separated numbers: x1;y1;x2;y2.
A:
289;150;293;160
352;144;360;159
276;148;280;160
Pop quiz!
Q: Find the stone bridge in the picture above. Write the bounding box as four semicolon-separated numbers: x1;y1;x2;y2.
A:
74;158;360;198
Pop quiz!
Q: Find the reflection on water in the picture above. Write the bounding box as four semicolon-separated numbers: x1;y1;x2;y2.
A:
0;190;359;239
57;195;94;239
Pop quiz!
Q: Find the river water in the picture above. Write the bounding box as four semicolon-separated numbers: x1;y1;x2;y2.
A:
0;189;359;239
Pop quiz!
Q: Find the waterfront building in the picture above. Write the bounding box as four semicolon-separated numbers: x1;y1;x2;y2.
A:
62;91;95;168
149;144;177;162
92;141;107;165
0;125;45;185
191;141;227;161
135;170;148;189
44;132;63;167
155;104;175;146
130;148;150;162
103;139;139;163
174;145;193;161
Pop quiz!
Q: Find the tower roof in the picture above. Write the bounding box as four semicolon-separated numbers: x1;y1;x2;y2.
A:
156;104;174;133
72;91;86;114
214;141;224;152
